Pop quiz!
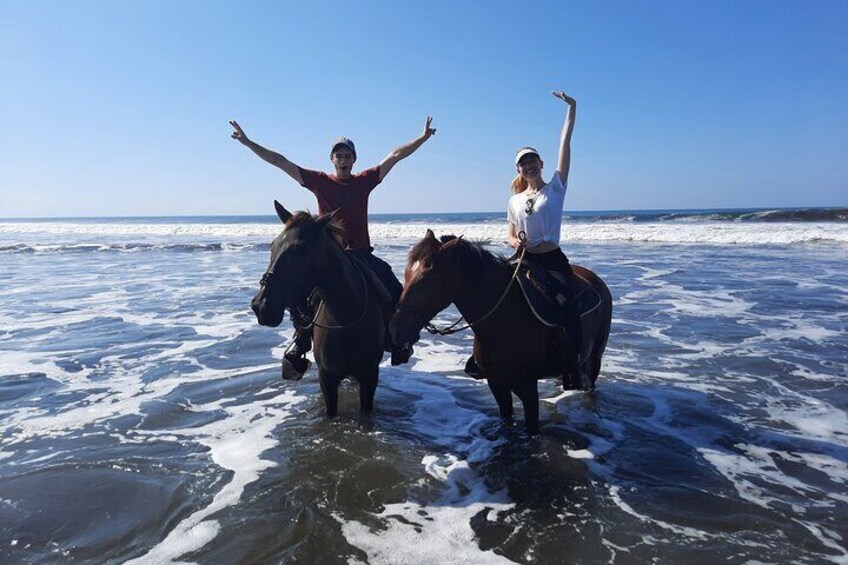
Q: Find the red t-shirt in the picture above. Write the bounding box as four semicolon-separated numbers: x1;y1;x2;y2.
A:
298;166;382;250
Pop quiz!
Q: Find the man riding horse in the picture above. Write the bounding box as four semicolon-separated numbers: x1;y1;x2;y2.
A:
231;117;437;379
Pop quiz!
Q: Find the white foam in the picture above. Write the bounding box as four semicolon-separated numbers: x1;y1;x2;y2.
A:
608;485;709;540
619;282;755;319
338;495;513;564
404;337;469;373
3;220;847;246
126;388;305;565
699;440;848;559
565;449;595;459
338;368;515;562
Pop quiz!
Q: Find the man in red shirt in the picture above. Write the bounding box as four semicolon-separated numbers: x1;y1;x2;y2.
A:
231;118;436;378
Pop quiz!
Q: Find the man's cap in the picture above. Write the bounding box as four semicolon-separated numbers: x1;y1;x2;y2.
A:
515;147;540;165
330;137;356;157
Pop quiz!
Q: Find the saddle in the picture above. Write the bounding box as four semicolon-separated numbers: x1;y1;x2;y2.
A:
295;253;394;327
508;255;601;327
347;252;395;317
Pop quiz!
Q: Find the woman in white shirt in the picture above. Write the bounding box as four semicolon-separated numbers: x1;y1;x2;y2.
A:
466;91;582;382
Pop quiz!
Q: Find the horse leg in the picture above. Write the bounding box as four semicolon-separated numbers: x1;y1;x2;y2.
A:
584;342;604;390
358;366;379;415
513;380;540;435
487;379;513;423
318;368;341;418
582;313;609;390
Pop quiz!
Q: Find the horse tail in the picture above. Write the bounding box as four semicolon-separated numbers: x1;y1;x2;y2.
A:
588;277;613;385
571;265;613;388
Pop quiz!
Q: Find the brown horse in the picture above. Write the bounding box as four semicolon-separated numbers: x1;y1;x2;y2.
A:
251;201;386;416
389;230;612;434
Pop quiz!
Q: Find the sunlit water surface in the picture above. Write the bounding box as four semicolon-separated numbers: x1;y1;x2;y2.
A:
1;215;846;564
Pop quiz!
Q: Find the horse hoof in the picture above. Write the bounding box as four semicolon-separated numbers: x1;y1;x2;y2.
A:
282;357;310;381
561;374;581;390
391;344;413;366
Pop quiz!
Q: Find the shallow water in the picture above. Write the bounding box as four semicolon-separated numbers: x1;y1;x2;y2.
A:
1;218;847;564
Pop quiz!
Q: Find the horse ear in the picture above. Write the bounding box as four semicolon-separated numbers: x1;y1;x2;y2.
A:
274;200;292;224
424;229;436;241
442;236;463;251
316;208;339;231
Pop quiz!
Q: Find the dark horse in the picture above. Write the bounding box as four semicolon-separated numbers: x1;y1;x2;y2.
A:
389;230;612;434
251;201;386;416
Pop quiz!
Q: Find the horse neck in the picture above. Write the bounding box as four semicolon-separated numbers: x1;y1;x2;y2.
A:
453;248;514;325
313;235;365;317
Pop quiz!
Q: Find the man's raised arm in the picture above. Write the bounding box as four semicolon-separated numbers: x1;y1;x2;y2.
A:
230;120;304;186
378;117;436;182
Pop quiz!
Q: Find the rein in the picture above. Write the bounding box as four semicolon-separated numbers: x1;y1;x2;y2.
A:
425;235;527;336
290;253;371;331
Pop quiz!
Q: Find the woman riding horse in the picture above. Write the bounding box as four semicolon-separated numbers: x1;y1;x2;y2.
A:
465;91;582;383
389;229;612;434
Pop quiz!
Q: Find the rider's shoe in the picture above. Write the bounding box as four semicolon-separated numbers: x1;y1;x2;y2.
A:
282;341;311;381
464;355;483;378
390;344;413;366
282;355;310;381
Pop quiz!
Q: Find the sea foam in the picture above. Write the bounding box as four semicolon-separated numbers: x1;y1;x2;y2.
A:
2;220;848;247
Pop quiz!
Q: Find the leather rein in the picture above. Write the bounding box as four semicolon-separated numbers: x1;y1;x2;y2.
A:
424;234;527;336
262;252;371;332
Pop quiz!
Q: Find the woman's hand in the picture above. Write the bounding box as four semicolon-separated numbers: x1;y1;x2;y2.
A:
552;91;576;106
422;116;437;141
230;120;250;144
508;235;525;250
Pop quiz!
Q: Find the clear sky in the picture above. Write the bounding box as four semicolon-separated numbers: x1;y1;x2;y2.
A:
1;0;846;217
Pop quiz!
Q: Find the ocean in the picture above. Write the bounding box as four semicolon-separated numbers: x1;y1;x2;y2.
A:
1;208;846;564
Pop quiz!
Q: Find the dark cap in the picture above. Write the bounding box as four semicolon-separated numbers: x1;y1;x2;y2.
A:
330;137;356;157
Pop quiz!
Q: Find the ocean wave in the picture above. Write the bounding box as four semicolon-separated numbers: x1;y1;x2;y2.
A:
0;222;281;238
2;220;847;251
0;241;266;254
737;208;848;222
371;222;848;245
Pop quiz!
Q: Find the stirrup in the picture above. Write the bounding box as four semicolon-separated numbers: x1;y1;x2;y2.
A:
282;354;310;381
464;356;483;379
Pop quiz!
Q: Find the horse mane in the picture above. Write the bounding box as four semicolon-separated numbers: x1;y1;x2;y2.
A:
286;211;345;243
409;234;508;277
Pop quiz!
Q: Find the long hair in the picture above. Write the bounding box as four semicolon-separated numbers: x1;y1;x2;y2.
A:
511;174;529;193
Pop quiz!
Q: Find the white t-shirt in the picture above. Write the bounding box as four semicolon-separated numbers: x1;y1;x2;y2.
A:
507;173;568;249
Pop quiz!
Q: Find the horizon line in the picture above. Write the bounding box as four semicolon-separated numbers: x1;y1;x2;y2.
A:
2;204;847;221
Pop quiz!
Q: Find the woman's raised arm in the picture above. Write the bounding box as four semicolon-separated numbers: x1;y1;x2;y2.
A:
552;91;577;184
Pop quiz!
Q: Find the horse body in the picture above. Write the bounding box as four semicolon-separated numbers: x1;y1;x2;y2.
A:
390;231;612;434
252;201;385;416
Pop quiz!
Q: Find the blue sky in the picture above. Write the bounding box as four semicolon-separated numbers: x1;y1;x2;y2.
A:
1;0;846;217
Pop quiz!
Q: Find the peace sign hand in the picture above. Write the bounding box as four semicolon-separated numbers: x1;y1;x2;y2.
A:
422;116;437;141
230;120;250;144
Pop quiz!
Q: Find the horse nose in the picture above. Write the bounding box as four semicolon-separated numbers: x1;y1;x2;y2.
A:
251;295;265;317
388;316;400;345
389;311;413;346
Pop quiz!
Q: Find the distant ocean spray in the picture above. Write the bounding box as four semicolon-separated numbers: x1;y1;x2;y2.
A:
1;207;847;251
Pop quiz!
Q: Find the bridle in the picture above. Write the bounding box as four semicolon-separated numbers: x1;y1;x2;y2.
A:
423;233;527;336
260;250;371;332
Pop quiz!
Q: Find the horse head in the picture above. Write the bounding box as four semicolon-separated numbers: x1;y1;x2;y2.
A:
390;229;464;346
251;200;340;327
